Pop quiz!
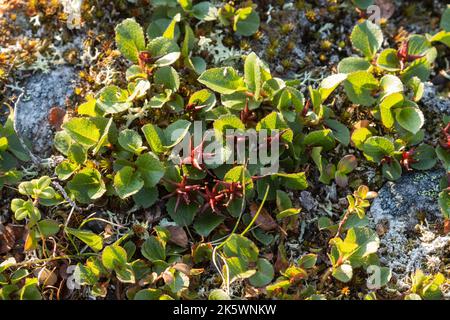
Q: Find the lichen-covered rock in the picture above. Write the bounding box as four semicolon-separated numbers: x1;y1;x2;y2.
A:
370;169;444;219
14;66;75;157
369;169;450;289
421;82;450;115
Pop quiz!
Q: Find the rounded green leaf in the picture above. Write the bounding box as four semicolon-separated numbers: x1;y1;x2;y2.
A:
350;20;383;58
382;159;402;181
62;118;101;147
396;107;425;134
141;236;166;262
377;48;401;71
154;66;180;91
136;152;165;188
249;258;274;287
333;264;353;283
67;168;106;204
234;8;260;36
362;136;395;163
198;67;245;95
337;56;371;74
343;71;378;106
114;166;144;199
102;245;127;270
118;129;144;154
115;18;146;62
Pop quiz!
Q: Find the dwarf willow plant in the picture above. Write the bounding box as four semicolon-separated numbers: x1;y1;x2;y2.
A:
2;4;449;300
0;110;30;190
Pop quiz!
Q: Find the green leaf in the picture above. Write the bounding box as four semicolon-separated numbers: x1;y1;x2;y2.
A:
162;13;181;40
379;93;404;129
439;190;450;219
325;119;350;146
382;159;402;181
188;89;216;112
163;119;191;148
380;75;404;100
166;198;197;226
411;144;437;170
114;166;144;199
249;258;274;287
298;253;317;269
377;48;401;71
337;155;358;174
66;227;103;252
350;20;383;59
333;264;353;283
193;212;225;237
362;136;395;163
275;172;308;190
147;19;181;40
337;57;371;74
234;7;260;36
118;129;145;154
97;85;132;114
136;152;165;188
208;289;231;300
142;124;166;154
351;127;372;150
214;114;245;138
401;58;431;83
135;288;163;300
146;37;180;66
319;73;347;102
67;168;106;204
276;208;301;220
37;219;60;237
343;71;378;106
141;236;166;262
276;190;292;212
154;66;180;91
198;67;245;95
223;234;259;262
102;245;127;270
191;2;211;20
115;18;146;62
441;5;450;32
133;186;158;209
244;52;262;100
62;118;101;147
304;129;336;151
395;106;424;134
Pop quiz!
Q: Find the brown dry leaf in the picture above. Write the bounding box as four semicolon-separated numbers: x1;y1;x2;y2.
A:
353;120;371;129
444;219;450;235
48;106;66;131
0;224;17;254
274;243;289;273
167;226;188;248
250;203;277;231
172;263;190;275
35;267;58;286
162;270;174;285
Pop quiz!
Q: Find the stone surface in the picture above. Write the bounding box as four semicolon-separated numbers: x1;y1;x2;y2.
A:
421;82;450;115
370;169;444;220
14;66;75;157
369;169;450;289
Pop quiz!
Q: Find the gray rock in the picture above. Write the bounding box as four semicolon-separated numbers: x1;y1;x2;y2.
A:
14;66;75;157
369;169;449;287
370;169;444;219
421;82;450;115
